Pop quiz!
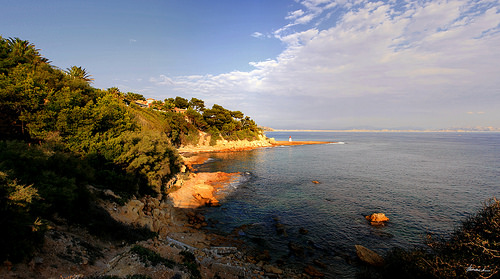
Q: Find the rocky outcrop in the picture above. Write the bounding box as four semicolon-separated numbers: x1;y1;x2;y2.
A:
366;213;389;226
102;195;174;235
355;245;385;267
178;134;273;154
169;172;239;208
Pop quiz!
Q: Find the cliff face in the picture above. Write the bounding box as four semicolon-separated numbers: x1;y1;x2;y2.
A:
178;132;274;154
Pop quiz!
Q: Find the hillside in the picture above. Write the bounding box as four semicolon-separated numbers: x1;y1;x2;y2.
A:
0;35;269;274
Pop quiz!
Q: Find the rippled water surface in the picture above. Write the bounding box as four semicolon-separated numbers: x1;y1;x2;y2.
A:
195;132;500;278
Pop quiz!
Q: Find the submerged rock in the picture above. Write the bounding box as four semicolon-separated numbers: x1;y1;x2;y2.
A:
304;265;324;277
275;222;287;236
299;227;309;235
288;242;305;257
355;245;385;267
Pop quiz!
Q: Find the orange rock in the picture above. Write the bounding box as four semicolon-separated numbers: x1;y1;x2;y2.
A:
365;213;389;222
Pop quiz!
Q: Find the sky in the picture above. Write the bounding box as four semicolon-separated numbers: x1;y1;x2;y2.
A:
2;0;500;130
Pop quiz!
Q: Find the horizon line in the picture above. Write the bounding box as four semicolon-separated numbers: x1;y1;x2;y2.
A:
268;129;500;133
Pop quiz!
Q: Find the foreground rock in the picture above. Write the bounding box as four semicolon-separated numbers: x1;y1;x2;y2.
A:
365;213;389;226
355;245;385;267
0;197;306;279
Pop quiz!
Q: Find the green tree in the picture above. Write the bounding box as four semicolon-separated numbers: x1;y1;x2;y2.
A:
4;37;48;67
66;66;94;83
186;108;207;130
203;104;232;131
174;96;189;109
125;92;146;101
231;110;244;119
188;97;205;112
106;87;122;98
105;130;181;194
163;98;175;111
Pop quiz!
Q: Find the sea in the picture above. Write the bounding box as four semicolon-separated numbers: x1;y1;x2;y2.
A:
195;131;500;278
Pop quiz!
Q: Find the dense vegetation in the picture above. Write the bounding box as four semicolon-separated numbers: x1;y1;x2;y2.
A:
0;36;262;263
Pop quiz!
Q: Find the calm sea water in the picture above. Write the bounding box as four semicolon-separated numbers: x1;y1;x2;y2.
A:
196;132;500;278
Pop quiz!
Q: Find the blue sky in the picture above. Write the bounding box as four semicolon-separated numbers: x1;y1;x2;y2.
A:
2;0;500;130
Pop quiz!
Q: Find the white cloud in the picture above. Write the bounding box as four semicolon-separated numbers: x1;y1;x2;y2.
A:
467;111;486;115
149;0;500;129
295;13;316;24
251;31;264;38
149;75;174;86
286;9;305;20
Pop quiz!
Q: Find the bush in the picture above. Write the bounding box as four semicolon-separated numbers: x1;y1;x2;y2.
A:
0;141;157;262
380;198;500;279
130;245;175;268
180;250;201;279
104;130;182;195
0;171;46;262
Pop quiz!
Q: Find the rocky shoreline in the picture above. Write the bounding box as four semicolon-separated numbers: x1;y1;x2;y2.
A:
0;138;337;279
1;190;306;279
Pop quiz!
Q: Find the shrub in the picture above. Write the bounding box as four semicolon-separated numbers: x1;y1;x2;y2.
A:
380;197;500;279
0;171;46;262
180;250;201;279
130;245;175;268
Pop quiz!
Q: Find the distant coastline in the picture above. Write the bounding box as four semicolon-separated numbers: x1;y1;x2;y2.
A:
268;128;500;133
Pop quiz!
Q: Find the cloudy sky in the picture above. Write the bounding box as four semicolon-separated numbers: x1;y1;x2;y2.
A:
3;0;500;130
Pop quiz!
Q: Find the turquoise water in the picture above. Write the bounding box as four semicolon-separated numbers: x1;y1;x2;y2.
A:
196;132;500;278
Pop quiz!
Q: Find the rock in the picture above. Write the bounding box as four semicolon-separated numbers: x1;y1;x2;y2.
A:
313;259;327;268
209;247;238;256
365;213;389;226
263;264;283;274
33;256;44;264
4;260;13;271
355;245;385;267
104;189;121;199
275;223;287;236
206;199;220;207
288;242;305;257
256;250;271;262
304;265;324;277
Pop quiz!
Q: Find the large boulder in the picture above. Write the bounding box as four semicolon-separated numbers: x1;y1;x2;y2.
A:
355;245;385;267
365;213;389;226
